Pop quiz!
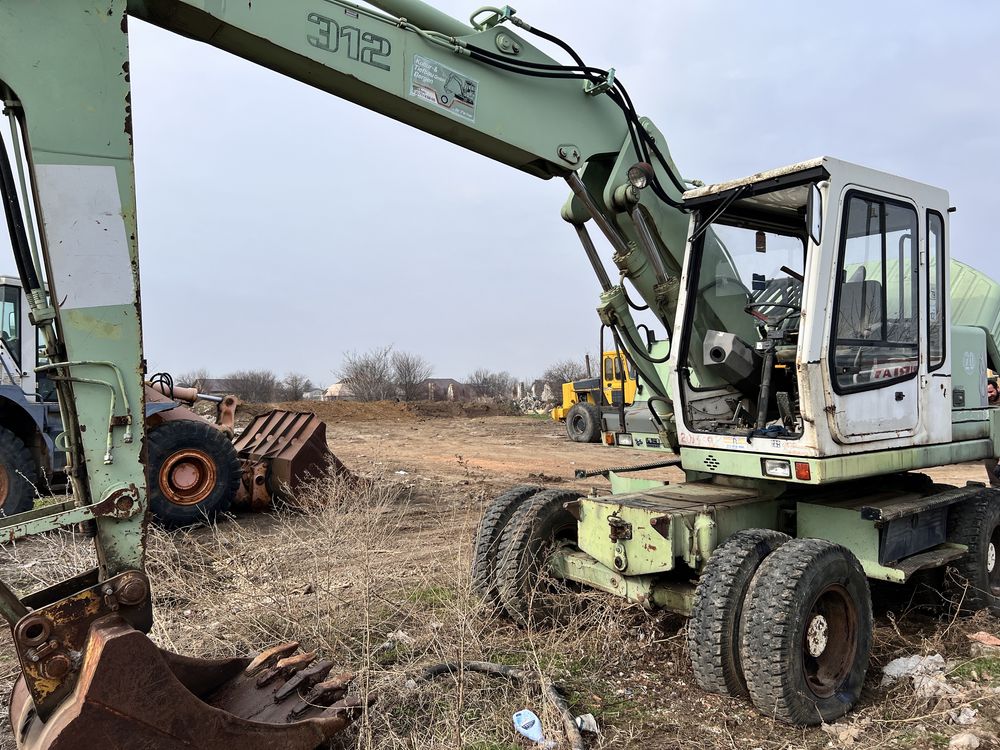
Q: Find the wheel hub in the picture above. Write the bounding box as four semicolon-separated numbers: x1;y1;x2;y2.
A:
806;614;829;657
158;449;216;507
803;584;858;699
988;542;996;575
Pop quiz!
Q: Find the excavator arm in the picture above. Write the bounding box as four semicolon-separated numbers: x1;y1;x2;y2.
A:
0;1;697;746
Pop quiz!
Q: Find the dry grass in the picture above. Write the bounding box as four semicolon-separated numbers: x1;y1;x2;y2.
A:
0;466;998;749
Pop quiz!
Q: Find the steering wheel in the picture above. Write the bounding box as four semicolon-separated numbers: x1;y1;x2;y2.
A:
744;302;800;326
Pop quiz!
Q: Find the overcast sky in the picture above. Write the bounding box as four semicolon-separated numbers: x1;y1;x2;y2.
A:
6;2;1000;387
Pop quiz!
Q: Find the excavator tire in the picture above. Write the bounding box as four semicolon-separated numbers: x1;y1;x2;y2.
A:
0;425;36;515
566;402;602;443
494;488;582;625
688;529;789;698
740;538;872;725
947;489;1000;615
470;484;542;607
147;420;240;528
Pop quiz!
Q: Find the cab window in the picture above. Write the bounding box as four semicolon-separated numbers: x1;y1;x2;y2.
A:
927;211;945;371
831;193;919;392
603;358;613;381
0;285;19;366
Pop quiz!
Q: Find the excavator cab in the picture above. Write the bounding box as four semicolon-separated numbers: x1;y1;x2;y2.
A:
666;156;960;483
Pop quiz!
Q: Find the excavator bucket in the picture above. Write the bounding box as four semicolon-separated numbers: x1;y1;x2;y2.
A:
7;573;369;749
232;410;353;511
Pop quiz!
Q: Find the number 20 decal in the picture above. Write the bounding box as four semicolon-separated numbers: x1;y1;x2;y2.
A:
307;13;392;71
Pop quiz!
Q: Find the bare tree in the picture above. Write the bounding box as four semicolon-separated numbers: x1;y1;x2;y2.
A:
467;368;515;399
541;358;589;385
174;368;211;388
338;346;397;402
277;372;314;401
391;351;433;401
225;369;279;402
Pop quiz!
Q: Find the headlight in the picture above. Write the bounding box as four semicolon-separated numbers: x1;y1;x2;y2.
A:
616;433;634;446
761;458;791;478
627;162;654;190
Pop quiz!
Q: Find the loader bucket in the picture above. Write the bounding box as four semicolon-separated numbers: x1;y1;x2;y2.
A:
10;616;370;750
232;410;352;510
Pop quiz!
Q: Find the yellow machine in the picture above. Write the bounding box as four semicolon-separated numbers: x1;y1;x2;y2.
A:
551;350;637;442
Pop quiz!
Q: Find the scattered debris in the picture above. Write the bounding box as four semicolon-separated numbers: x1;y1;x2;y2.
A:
967;631;1000;657
513;709;554;748
949;732;981;750
967;632;1000;647
949;707;979;726
821;719;868;746
417;661;584;750
882;653;955;699
574;713;599;734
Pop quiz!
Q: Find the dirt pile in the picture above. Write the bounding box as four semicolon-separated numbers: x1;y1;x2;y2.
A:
258;399;515;423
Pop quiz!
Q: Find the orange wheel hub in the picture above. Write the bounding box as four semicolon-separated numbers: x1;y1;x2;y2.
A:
158;449;216;507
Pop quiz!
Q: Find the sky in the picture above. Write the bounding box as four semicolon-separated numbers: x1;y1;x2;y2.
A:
4;2;1000;388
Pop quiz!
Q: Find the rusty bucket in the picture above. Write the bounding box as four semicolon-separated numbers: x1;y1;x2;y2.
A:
233;410;352;511
9;572;369;749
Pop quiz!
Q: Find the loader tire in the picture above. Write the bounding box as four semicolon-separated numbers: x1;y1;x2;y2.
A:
947;490;1000;615
494;488;581;625
0;426;36;515
471;485;542;607
740;538;872;726
566;402;601;443
147;420;240;528
688;529;790;698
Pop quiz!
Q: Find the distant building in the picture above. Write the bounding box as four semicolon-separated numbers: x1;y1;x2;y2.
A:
194;378;234;396
323;382;355;401
302;388;325;401
416;378;481;401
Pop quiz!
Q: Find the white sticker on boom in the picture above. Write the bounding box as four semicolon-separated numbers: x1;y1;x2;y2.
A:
410;55;478;123
34;164;134;310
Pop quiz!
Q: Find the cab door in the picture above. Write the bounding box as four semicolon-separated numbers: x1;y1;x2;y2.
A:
825;189;921;442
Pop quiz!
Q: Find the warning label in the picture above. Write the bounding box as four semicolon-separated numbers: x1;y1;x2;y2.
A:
410;55;478;123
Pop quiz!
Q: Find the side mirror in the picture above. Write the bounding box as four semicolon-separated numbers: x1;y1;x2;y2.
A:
806;183;823;245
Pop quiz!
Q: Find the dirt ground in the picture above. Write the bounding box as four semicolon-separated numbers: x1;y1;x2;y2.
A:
0;403;998;749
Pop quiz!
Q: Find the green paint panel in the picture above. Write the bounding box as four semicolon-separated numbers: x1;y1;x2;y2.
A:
796;503;903;582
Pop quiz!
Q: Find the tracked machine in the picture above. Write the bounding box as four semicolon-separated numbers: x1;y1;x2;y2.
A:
0;1;998;746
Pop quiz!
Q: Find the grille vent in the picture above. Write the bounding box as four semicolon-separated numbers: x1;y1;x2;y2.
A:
705;454;720;471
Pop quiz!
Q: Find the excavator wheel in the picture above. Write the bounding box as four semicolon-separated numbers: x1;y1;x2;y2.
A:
494;488;583;625
470;485;542;607
0;425;37;516
147;420;240;527
565;402;602;443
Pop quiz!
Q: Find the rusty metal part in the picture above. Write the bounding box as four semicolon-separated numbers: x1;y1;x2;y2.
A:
158;447;218;506
233;410;350;509
0;462;9;509
255;651;317;688
273;659;334;702
9;570;152;721
144;384;216;430
11;617;369;749
216;395;240;437
234;461;271;513
245;642;299;676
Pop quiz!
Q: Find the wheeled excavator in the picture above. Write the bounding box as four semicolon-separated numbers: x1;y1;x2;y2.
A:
1;1;999;746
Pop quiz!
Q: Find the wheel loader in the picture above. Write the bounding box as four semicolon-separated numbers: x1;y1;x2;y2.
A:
0;1;997;747
551;347;637;443
0;274;334;525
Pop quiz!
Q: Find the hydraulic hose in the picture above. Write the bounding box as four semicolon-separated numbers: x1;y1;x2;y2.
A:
0;127;41;294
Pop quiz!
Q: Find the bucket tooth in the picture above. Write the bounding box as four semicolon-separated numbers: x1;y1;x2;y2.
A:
245;641;299;676
255;651;317;688
273;659;334;702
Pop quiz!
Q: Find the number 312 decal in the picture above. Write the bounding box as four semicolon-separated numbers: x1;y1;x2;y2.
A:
306;12;392;71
